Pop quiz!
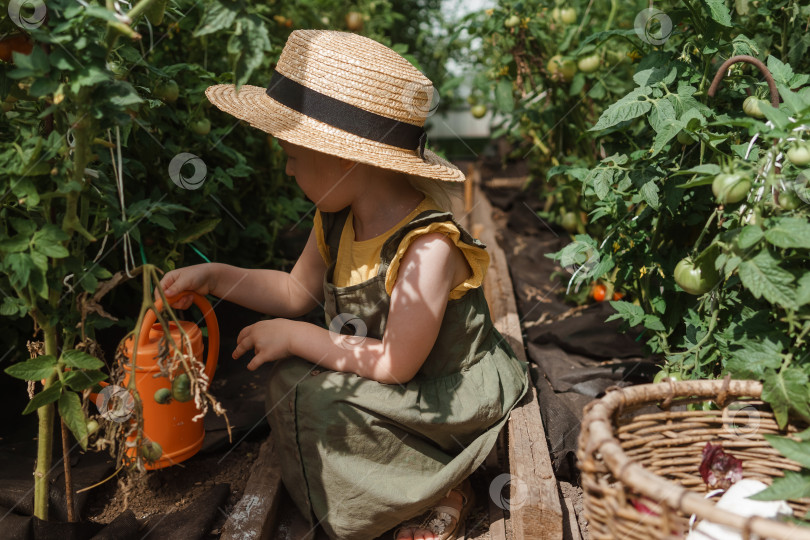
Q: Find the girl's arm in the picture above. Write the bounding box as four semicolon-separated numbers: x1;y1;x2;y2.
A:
160;227;326;317
234;232;467;384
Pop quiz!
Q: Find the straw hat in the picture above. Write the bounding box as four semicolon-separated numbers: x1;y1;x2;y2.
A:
205;30;465;183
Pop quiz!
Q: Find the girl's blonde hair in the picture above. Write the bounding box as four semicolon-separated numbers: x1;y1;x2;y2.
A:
408;175;464;213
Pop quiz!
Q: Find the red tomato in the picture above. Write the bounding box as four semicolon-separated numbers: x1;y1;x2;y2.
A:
0;35;33;63
592;283;607;302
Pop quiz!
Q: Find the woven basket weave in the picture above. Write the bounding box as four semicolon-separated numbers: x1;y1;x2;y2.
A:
577;379;810;540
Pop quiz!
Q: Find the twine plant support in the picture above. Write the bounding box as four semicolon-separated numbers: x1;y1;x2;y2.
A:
577;379;810;540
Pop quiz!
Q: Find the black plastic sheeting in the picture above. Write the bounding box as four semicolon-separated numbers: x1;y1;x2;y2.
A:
0;299;285;540
485;186;660;480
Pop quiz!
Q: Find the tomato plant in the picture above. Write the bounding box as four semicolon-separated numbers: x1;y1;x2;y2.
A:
532;0;810;435
1;0;447;522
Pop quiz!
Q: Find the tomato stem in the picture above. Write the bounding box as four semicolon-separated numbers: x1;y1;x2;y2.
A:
690;207;719;259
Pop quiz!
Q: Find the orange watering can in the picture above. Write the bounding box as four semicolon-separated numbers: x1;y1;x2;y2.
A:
92;291;219;470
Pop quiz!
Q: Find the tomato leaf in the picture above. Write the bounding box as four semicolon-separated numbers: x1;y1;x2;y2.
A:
590;87;652;131
738;250;797;310
797;273;810;307
762;368;810;429
763;217;810;249
193;1;239;38
763;435;810;470
0;234;30;253
748;470;810;501
494;79;514;113
176;218;221;244
606;300;646;326
63;370;107;391
22;381;63;415
643;314;666;332
701;0;732;26
588;167;616;200
4;355;58;381
737;225;763;250
725;337;785;379
58;391;88;451
61;349;104;370
766;55;796;88
32;224;69;259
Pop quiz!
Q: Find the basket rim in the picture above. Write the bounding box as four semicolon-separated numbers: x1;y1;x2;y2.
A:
578;378;810;540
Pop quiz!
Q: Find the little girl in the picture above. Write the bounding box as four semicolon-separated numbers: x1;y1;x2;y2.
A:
159;30;528;540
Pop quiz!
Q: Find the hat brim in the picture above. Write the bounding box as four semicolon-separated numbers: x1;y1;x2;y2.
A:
204;84;465;183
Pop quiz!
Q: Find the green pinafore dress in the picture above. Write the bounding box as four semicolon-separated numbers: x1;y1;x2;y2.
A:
265;208;529;539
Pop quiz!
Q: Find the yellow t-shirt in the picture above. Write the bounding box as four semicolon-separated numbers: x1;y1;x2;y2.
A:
313;198;489;300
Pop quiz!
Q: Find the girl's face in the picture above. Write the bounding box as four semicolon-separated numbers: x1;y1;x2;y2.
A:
278;139;354;212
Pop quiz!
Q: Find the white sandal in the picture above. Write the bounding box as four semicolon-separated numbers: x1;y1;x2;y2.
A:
393;480;474;540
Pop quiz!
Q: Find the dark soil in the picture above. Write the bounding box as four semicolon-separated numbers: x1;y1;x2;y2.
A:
84;439;261;535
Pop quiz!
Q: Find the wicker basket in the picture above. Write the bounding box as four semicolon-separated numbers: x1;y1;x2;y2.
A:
577;379;810;540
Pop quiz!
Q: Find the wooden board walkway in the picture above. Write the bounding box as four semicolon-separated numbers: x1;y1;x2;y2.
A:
463;165;565;540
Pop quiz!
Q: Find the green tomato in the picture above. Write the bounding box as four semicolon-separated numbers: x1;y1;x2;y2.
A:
191;118;211;135
141;441;163;462
674;257;719;295
504;14;521;28
677;130;696;145
560;211;579;234
547;55;576;82
552;7;577;24
471;104;487;119
154;387;172;404
154;80;179;103
144;0;168;26
653;370;681;384
712;172;751;204
779;191;803;210
743;96;766;119
172;373;192;402
786;143;810;167
107;60;128;80
86;419;100;435
576;54;600;74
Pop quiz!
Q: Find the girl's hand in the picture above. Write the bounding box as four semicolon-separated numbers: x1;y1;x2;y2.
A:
233;319;293;370
157;264;217;310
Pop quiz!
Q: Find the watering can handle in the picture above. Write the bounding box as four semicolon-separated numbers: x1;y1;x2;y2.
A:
139;292;220;388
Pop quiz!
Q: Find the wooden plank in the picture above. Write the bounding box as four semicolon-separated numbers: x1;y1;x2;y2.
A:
485;446;507;540
468;174;564;540
220;436;283;540
562;493;583;540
